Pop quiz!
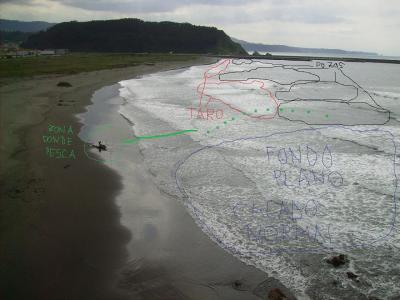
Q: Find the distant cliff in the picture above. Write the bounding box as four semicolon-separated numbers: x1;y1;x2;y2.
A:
232;38;377;56
22;18;246;54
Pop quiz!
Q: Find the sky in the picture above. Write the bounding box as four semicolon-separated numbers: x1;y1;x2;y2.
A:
1;0;399;56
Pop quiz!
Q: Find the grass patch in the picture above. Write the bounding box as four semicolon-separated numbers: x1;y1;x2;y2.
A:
0;52;199;79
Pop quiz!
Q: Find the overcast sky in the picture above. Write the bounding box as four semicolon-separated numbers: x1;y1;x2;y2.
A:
1;0;399;55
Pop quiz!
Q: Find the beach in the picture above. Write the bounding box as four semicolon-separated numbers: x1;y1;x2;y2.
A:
0;57;295;299
3;55;399;300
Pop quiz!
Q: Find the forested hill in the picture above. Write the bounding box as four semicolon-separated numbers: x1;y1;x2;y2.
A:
22;18;246;54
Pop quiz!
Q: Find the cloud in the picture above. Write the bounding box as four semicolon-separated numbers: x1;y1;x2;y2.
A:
265;7;346;24
150;1;347;26
47;0;256;13
0;0;399;55
0;0;347;24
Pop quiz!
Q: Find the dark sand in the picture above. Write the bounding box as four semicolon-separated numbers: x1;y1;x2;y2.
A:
0;58;294;299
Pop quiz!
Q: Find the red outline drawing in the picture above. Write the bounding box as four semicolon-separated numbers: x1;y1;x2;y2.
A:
195;59;280;120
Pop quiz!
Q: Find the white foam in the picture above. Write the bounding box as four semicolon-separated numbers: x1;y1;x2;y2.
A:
117;60;400;299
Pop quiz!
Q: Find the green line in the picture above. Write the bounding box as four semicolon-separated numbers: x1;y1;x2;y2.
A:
122;129;198;144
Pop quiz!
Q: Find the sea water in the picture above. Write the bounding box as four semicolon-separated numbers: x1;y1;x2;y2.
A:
117;59;400;299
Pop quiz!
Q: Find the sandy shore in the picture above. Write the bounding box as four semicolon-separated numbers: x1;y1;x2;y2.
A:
0;58;294;299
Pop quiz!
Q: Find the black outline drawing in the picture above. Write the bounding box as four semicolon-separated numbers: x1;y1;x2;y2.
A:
218;59;391;125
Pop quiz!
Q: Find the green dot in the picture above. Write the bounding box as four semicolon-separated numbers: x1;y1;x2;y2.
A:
266;108;270;111
254;109;258;113
325;114;329;118
207;130;210;134
291;108;295;113
216;126;220;129
307;110;311;114
224;121;227;124
231;117;235;121
242;112;246;115
279;107;284;112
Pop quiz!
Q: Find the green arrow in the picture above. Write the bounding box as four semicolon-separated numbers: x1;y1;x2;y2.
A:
122;129;198;144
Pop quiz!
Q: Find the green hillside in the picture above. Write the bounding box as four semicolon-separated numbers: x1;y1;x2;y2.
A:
22;18;246;55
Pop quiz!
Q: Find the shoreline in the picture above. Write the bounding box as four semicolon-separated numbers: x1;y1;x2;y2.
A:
0;57;204;298
0;57;294;299
80;82;296;299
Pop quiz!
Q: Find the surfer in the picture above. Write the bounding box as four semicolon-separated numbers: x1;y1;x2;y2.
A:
92;141;107;152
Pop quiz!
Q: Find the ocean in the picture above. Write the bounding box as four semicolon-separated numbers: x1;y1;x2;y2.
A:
253;51;400;61
81;58;400;299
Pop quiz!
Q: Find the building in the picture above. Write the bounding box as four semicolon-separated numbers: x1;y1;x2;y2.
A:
40;49;56;55
55;49;69;55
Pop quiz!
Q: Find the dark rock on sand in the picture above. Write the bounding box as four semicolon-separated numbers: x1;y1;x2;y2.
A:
347;271;359;281
253;277;296;300
326;254;347;267
232;279;247;291
57;81;72;87
268;288;289;300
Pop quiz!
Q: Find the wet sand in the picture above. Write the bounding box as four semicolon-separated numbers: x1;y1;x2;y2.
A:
0;58;294;299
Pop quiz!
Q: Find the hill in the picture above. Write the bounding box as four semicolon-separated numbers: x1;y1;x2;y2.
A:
232;38;377;56
0;30;32;45
22;18;246;54
0;19;56;32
